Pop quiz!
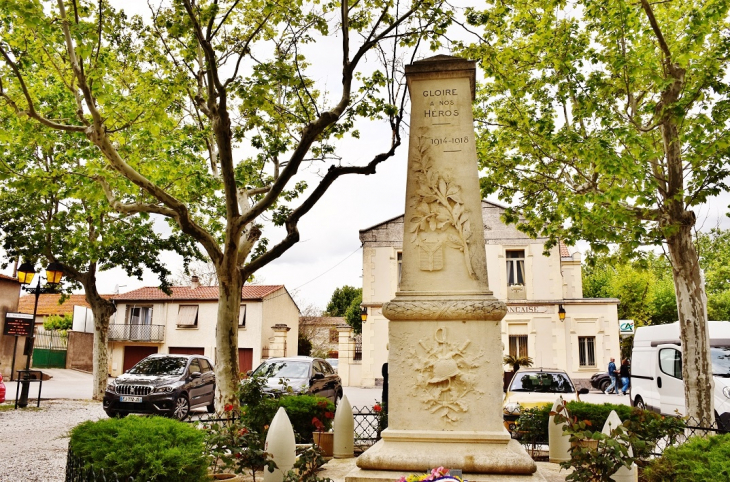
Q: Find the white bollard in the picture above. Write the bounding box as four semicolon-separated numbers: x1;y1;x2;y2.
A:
548;397;571;463
333;395;355;458
602;410;638;482
264;407;296;482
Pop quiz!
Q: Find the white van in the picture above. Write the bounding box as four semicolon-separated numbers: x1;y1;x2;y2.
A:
631;321;730;427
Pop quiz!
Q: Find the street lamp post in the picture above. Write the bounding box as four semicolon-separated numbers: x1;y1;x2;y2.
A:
16;261;64;408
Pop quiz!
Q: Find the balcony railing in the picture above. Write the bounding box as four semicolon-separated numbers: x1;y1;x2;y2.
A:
108;324;165;342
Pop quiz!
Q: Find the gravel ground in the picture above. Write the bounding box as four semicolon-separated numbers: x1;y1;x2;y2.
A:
0;399;106;482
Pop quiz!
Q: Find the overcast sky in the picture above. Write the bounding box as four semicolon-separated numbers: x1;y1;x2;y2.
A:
4;1;730;312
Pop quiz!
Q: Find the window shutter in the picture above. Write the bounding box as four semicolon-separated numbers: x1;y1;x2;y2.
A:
177;305;199;327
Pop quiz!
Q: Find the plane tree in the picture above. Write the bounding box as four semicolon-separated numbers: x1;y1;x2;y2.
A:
0;0;451;406
460;0;730;423
0;121;199;400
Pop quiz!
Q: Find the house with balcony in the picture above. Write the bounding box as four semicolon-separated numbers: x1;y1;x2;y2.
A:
108;278;299;376
343;200;620;388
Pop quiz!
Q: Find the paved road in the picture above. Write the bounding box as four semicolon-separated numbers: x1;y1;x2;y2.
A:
3;368;386;408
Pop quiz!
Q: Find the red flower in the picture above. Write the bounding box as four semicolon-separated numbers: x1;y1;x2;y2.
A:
312;417;325;431
324;411;334;419
235;453;242;459
317;400;328;408
373;404;382;412
224;403;234;412
239;428;249;436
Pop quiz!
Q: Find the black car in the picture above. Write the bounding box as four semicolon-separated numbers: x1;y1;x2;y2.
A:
590;372;612;392
103;354;216;420
249;356;343;405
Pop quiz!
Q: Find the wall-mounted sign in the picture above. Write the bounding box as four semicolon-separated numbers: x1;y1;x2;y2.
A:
3;312;34;336
507;305;548;314
619;319;635;335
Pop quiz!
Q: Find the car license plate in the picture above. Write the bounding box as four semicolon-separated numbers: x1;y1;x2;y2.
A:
120;396;142;403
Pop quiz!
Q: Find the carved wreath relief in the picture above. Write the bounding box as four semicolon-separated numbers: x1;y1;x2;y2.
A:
409;133;477;279
406;327;484;423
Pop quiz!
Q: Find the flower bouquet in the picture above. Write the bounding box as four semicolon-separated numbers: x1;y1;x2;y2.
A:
398;467;462;482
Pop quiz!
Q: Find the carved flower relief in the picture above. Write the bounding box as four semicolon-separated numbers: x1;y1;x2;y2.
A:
408;135;476;279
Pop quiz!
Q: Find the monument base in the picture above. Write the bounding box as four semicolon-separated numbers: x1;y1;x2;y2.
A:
345;467;546;482
354;430;537;475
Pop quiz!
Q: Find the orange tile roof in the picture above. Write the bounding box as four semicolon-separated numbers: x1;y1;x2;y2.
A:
17;294;112;316
112;285;285;302
559;241;571;258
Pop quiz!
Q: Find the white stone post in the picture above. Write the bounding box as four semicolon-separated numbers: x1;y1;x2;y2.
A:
603;411;638;482
269;324;290;358
264;407;296;482
337;325;354;386
548;397;571;463
333;395;355;458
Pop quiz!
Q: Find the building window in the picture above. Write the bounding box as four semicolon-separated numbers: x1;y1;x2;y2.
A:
239;304;247;327
506;250;525;286
397;251;403;288
128;306;153;325
329;328;339;343
177;305;199;328
578;336;596;367
509;335;528;358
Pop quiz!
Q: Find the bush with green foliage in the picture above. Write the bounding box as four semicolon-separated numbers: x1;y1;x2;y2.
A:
69;416;207;482
643;433;730;481
43;313;72;332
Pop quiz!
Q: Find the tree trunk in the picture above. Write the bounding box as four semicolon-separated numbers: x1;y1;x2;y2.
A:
666;224;714;425
84;290;116;400
215;259;243;409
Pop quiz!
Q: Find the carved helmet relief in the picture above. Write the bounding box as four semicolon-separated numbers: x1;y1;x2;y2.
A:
409;133;477;279
407;327;484;423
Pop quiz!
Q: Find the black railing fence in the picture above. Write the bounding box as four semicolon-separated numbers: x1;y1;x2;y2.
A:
649;416;728;457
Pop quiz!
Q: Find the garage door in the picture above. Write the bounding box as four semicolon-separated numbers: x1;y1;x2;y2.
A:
239;348;253;374
169;347;205;356
123;346;158;372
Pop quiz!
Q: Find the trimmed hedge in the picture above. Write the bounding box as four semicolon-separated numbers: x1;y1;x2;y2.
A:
643;432;730;481
69;416;208;482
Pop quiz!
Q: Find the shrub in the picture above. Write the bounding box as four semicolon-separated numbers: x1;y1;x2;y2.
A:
69;416;207;482
643;433;730;481
516;403;551;445
279;395;335;443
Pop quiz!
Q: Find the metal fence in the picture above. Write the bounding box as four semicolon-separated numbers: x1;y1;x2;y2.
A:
351;405;383;449
649;417;728;457
107;324;165;342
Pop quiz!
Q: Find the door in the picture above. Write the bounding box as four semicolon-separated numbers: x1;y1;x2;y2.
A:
238;348;253;374
310;360;332;401
656;345;685;415
122;346;158;373
187;357;206;406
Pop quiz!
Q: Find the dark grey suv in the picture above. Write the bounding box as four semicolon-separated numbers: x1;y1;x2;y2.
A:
250;356;343;405
103;354;215;419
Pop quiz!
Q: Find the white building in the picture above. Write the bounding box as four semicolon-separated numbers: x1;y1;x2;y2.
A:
343;201;620;388
108;280;299;376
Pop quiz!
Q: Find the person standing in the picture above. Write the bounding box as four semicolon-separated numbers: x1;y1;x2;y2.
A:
620;359;631;395
605;357;618;394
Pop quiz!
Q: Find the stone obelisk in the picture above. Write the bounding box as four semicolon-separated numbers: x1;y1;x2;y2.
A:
347;56;539;481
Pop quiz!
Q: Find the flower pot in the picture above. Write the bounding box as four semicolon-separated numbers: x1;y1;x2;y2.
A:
313;431;334;456
571;439;599;450
209;473;246;481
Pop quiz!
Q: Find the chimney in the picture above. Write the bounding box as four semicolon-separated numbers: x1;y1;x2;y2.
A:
191;275;200;289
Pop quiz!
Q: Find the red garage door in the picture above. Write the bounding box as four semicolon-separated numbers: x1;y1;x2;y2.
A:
169;347;205;356
239;348;253;374
123;346;158;372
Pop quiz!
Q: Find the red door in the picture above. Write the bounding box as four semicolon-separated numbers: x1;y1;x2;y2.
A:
238;348;254;374
123;346;158;372
169;347;205;356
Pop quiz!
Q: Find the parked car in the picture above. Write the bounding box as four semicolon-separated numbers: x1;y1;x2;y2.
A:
249;356;343;405
325;358;339;373
590;372;612;393
0;372;6;403
503;368;589;436
103;354;215;420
